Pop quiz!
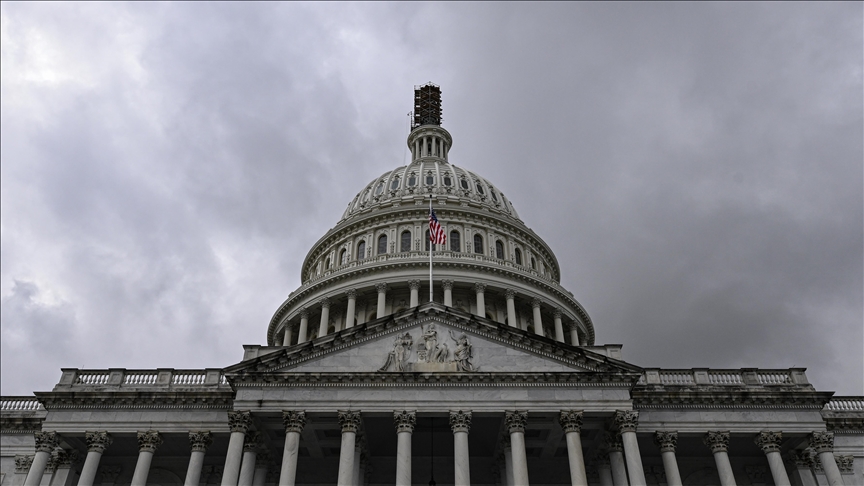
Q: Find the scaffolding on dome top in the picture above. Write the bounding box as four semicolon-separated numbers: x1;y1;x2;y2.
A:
413;83;442;128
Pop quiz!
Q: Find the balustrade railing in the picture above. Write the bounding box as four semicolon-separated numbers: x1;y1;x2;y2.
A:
824;397;864;412
58;369;227;388
75;371;110;385
0;397;44;411
641;368;806;387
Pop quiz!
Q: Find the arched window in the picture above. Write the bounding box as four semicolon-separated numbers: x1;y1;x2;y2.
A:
460;178;469;189
390;177;400;191
490;190;498;202
443;175;452;186
531;257;536;270
378;234;388;255
473;234;484;255
357;241;366;260
515;248;523;265
400;231;412;252
324;257;330;269
339;249;347;265
375;182;384;195
450;230;461;252
495;240;504;259
475;182;485;195
408;173;417;186
426;173;435;186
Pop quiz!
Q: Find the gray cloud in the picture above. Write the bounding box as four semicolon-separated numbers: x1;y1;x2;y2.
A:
1;2;861;395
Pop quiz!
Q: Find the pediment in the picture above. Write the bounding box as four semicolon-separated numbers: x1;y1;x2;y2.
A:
226;304;642;379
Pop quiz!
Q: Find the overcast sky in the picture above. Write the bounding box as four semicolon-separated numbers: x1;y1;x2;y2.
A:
2;2;861;396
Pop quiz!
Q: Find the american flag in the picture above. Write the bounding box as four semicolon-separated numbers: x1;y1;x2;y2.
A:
429;209;447;245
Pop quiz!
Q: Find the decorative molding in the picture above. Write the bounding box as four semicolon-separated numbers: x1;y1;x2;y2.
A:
836;455;854;473
531;298;541;309
474;283;487;293
34;431;59;453
228;411;252;433
654;431;677;453
442;279;454;291
282;411;306;433
614;410;638;434
704;431;730;453
559;410;583;433
319;298;331;309
346;289;357;299
504;288;516;300
189;431;213;452
450;410;471;433
393;410;416;433
0;417;44;434
633;388;832;410
338;411;361;433
809;431;834;453
505;410;528;433
14;455;33;473
408;280;421;291
137;430;163;452
754;431;783;453
85;431;113;453
33;391;234;410
375;283;389;294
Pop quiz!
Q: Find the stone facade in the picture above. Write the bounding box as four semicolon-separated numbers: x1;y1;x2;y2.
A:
2;86;862;486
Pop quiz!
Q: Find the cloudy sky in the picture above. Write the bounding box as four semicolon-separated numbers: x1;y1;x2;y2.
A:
2;3;861;396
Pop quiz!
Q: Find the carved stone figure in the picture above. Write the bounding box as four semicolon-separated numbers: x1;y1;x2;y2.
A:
379;332;413;371
419;324;449;363
449;330;474;372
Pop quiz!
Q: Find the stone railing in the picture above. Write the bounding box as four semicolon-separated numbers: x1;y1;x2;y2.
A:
638;368;810;387
55;368;228;389
0;397;44;411
824;397;864;412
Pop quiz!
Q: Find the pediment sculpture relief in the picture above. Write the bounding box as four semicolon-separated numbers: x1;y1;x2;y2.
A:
378;324;475;372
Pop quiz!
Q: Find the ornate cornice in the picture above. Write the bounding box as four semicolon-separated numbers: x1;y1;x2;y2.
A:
0;416;44;434
632;387;832;410
33;391;234;410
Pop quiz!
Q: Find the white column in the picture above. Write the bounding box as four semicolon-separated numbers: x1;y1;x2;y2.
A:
282;326;293;346
475;283;487;318
603;432;628;486
531;298;544;336
279;411;306;486
394;411;416;486
409;281;420;308
754;431;791;486
506;411;530;486
238;431;259;486
505;290;517;327
788;450;819;486
131;430;162;486
337;411;361;486
569;326;580;346
297;310;309;344
503;441;515;486
376;283;388;317
352;442;362;486
24;432;58;486
345;290;357;328
559;411;587;486
704;431;737;486
450;411;472;486
614;411;646;486
78;431;112;486
50;449;76;486
553;310;565;343
184;431;212;486
443;280;454;307
318;298;331;338
654;432;682;486
222;411;251;486
596;456;614;486
252;454;268;486
809;432;846;486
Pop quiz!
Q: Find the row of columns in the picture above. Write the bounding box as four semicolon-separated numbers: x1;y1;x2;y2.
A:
283;282;586;347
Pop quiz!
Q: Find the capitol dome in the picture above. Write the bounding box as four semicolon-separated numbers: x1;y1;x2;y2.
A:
267;84;594;348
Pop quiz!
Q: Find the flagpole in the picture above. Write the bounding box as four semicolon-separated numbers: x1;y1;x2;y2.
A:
429;195;433;303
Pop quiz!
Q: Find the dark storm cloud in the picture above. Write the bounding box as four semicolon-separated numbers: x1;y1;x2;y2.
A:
1;3;861;395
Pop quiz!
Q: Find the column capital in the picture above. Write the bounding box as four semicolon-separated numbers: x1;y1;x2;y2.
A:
54;449;78;468
338;411;361;433
613;410;639;434
442;279;454;290
243;430;261;452
449;410;472;433
34;431;59;453
786;449;815;468
553;308;562;319
298;308;309;319
346;288;357;299
653;431;678;453
409;280;421;291
375;283;388;293
393;410;416;433
255;450;270;463
474;282;487;293
188;431;213;452
228;410;252;433
282;411;307;433
808;431;834;453
85;431;113;453
704;431;730;453
14;455;33;473
602;431;623;452
836;455;853;473
137;430;163;453
592;452;611;468
754;431;782;453
505;410;528;433
319;297;331;309
531;297;542;309
505;288;516;299
559;410;583;433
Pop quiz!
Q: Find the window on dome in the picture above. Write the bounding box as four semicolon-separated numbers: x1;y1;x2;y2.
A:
357;241;366;260
400;231;411;252
515;248;523;265
325;257;330;269
443;175;452;186
495;240;504;259
375;182;384;195
339;249;347;265
378;234;388;255
473;234;484;255
475;182;485;195
426;174;435;186
390;177;400;191
490;189;498;202
460;178;469;190
408;174;417;187
450;230;460;252
531;257;536;270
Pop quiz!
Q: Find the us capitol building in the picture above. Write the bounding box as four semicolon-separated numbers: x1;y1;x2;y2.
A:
1;85;861;486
